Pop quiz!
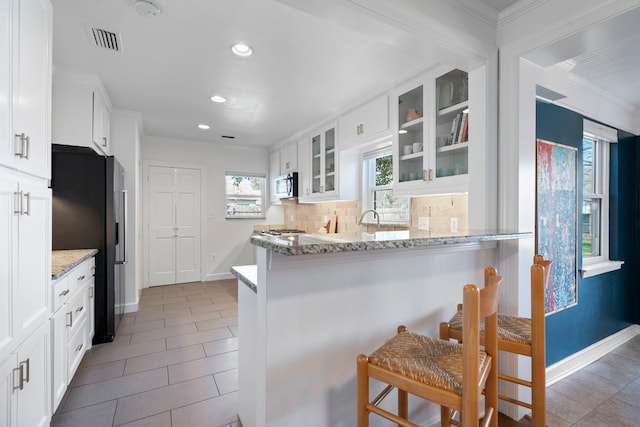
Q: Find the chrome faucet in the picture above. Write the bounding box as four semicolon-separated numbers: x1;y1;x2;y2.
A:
358;209;380;228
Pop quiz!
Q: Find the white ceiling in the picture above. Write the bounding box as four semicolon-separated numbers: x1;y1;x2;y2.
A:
51;0;640;150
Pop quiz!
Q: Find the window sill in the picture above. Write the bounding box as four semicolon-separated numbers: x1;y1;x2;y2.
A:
580;260;624;278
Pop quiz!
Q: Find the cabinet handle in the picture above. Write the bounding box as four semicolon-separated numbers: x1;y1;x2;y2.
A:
89;287;94;298
23;136;30;159
14;133;28;158
66;311;73;327
77;275;85;281
13;191;23;214
102;136;107;147
76;344;83;352
12;364;24;390
76;305;84;313
59;289;70;297
21;358;30;384
22;192;30;215
424;169;433;181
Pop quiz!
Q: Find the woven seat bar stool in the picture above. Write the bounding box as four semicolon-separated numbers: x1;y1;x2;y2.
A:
357;269;503;427
439;256;551;427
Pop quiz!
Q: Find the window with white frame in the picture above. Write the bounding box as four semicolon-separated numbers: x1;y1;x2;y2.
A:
225;172;266;219
581;119;623;277
362;145;409;224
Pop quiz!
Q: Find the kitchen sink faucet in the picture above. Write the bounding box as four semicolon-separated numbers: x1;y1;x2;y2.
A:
358;209;380;229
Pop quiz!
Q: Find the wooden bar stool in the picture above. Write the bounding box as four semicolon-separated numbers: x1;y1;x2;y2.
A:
357;269;503;427
439;256;551;427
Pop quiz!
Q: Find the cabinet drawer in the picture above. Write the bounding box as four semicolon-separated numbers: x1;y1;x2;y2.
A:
53;276;70;312
67;316;88;380
68;258;94;294
67;286;89;336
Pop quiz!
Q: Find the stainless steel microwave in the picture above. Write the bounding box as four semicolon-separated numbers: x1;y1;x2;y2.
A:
274;172;298;198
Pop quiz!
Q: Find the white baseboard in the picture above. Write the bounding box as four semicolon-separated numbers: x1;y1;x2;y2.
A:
546;324;640;386
121;302;139;314
204;272;234;281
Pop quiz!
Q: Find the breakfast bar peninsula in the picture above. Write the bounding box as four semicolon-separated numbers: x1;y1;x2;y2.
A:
233;230;531;427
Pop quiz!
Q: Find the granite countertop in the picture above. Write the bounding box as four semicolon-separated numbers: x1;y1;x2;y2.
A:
231;265;257;293
52;249;98;280
250;230;532;256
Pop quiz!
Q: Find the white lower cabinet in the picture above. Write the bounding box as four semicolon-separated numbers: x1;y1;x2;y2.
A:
50;256;95;413
0;323;50;427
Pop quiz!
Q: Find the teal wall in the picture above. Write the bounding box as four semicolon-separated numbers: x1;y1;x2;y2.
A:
536;101;636;365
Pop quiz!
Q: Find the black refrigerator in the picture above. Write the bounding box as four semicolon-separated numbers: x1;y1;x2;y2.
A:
51;144;127;344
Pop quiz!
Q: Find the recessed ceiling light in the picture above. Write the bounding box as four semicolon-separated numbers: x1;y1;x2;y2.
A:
210;95;227;103
198;124;210;130
231;42;253;57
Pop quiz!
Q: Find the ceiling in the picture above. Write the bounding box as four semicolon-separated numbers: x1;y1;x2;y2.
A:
51;0;640;150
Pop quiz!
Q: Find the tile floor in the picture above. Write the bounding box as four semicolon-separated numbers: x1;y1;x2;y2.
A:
51;278;640;427
51;279;241;427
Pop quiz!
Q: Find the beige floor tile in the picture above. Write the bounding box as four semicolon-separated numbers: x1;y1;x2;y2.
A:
120;315;136;326
195;316;238;332
574;397;640;427
61;367;168;412
545;387;593;424
134;308;191;324
219;308;238;317
110;333;133;347
583;353;640;387
81;339;166;367
116;412;172;427
170;392;238;427
185;292;209;301
124;344;206;375
70;359;126;387
130;323;198;344
139;295;187;307
113;376;219;425
549;376;613;407
162;298;213;312
230;324;239;336
168;351;238;384
613;377;640;406
51;401;118;427
166;327;233;350
190;301;236;314
214;368;238;394
164;310;222;327
135;304;165;314
203;337;238;356
117;319;165;335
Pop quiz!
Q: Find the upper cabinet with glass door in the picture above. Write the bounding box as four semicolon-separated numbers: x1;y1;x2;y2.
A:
309;122;337;200
393;66;470;196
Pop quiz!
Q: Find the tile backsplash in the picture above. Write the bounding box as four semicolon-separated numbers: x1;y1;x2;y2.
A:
282;193;468;234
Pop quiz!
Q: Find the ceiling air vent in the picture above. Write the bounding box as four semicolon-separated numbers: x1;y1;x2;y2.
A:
88;27;122;52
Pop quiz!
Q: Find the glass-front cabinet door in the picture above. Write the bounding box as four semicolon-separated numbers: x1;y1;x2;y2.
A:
393;66;470;196
311;123;336;197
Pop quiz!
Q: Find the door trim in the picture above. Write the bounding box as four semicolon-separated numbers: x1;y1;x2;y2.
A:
142;160;206;288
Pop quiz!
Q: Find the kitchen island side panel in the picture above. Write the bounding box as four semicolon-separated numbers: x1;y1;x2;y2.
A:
248;245;497;427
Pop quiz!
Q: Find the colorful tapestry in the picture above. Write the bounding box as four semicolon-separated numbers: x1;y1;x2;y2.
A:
536;139;578;314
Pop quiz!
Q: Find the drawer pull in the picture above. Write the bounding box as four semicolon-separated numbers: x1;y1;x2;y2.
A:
12;365;24;390
21;358;30;384
76;344;83;352
66;311;73;327
77;275;85;281
76;306;84;313
59;289;70;297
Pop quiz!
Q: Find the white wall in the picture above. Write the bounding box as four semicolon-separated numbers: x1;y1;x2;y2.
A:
110;110;142;312
141;135;283;284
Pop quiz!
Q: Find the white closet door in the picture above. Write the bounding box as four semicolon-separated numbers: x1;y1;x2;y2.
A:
147;165;201;286
175;168;201;283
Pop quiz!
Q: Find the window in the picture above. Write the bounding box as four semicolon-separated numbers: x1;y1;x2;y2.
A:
580;119;623;277
225;172;266;219
362;145;409;224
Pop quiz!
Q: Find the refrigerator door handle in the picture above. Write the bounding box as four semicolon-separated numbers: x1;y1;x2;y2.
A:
116;190;128;265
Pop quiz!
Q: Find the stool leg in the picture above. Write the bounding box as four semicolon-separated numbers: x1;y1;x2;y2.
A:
441;406;452;427
398;388;408;422
532;352;545;427
357;355;370;427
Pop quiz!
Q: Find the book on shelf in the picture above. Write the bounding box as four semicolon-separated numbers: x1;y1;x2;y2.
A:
448;111;468;145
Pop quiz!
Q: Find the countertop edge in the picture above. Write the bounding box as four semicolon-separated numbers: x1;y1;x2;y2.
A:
52;249;98;280
250;232;533;256
231;265;257;293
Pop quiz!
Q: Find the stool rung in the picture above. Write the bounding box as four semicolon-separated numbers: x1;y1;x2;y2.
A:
498;393;533;410
499;372;532;387
366;404;419;427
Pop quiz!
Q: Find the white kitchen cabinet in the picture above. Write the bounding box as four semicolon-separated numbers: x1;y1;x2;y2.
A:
0;0;52;180
52;72;112;156
296;136;310;198
0;169;51;362
338;94;389;149
280;141;297;174
309;123;337;199
0;323;50;427
392;66;474;196
50;256;95;413
269;150;281;204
